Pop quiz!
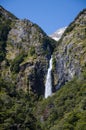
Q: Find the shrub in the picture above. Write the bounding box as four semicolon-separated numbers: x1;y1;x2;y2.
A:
0;20;11;62
10;53;25;73
29;46;35;56
52;57;56;70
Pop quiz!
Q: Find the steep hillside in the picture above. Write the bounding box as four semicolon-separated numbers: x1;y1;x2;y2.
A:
53;9;86;90
0;6;17;62
35;74;86;130
0;6;56;96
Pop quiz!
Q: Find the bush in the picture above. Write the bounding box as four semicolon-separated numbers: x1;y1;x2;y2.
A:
10;53;25;73
52;57;56;70
0;41;6;62
29;46;35;56
0;20;11;62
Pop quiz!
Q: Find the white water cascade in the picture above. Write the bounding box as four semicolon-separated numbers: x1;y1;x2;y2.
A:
45;56;53;98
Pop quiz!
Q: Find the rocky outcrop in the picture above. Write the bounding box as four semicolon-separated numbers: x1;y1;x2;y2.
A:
54;9;86;89
15;57;48;96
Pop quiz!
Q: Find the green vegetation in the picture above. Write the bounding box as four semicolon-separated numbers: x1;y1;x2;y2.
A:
29;46;36;56
0;20;11;62
0;7;17;62
35;72;86;130
0;78;40;130
10;53;25;73
0;41;6;62
0;70;86;130
52;56;56;70
64;22;76;34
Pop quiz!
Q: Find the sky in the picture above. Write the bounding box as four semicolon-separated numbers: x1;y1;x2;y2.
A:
0;0;86;34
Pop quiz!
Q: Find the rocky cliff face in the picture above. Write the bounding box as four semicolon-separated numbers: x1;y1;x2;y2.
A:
53;9;86;89
0;6;86;96
0;6;86;130
0;6;56;96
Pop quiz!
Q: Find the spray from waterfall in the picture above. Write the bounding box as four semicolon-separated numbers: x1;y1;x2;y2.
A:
45;56;53;98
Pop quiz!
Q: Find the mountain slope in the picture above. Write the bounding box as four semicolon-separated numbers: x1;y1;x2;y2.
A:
0;6;56;96
35;75;86;130
53;8;86;90
34;9;86;130
0;6;86;130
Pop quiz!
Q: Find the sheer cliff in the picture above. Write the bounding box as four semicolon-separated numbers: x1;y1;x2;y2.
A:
53;9;86;90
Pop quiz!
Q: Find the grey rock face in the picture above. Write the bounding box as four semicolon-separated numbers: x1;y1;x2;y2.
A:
0;6;57;96
56;47;81;89
54;9;86;90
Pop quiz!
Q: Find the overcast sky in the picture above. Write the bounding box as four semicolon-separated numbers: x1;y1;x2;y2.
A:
0;0;86;34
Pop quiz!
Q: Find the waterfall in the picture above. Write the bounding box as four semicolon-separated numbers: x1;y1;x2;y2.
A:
45;56;53;98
